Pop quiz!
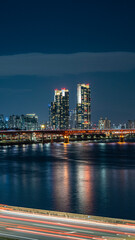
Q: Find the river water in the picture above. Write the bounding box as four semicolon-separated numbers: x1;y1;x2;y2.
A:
0;142;135;220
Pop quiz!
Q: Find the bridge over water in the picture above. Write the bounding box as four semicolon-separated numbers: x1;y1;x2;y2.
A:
0;129;135;144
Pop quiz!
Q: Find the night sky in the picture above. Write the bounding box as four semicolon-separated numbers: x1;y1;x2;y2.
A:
0;0;135;124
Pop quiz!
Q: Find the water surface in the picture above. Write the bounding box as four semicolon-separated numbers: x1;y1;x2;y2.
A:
0;142;135;220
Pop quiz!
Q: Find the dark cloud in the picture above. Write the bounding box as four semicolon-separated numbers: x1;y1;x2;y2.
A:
0;52;135;77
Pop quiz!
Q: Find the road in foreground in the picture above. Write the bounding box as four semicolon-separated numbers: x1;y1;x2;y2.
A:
0;210;135;240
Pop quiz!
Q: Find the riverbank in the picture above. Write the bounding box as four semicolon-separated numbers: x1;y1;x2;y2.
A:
0;204;135;225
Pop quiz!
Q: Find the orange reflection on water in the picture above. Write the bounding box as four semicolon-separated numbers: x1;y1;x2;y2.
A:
53;161;71;212
118;142;126;144
77;164;94;212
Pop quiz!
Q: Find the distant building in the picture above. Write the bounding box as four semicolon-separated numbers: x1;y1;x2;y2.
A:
112;123;126;129
5;117;9;129
48;104;51;129
50;101;57;129
24;114;38;130
76;83;91;129
7;114;38;130
112;123;117;129
98;117;111;130
69;109;77;129
50;88;69;129
127;120;135;129
20;115;26;130
8;115;22;129
121;123;126;129
0;114;5;129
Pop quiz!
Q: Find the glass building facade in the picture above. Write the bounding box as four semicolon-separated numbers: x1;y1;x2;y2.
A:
76;84;91;129
50;89;69;129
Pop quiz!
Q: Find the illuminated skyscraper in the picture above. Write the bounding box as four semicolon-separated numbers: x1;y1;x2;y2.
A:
50;88;69;129
77;84;91;129
61;89;69;129
54;89;62;129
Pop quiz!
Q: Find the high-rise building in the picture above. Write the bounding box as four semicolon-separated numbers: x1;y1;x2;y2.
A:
98;117;111;130
54;89;62;129
50;88;69;129
61;88;69;129
76;84;91;129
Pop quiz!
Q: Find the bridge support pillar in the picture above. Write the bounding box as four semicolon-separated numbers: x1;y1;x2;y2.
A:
10;134;13;141
119;135;125;142
29;133;33;142
1;134;3;141
64;136;69;143
18;133;20;141
42;132;44;144
51;135;53;143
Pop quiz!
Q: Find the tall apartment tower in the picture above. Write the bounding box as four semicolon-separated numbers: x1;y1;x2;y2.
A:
77;84;91;129
50;88;69;129
54;89;62;129
61;88;69;129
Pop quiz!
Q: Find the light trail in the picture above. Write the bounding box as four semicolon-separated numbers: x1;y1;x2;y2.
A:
0;211;135;240
0;214;135;236
7;227;102;240
0;232;38;240
10;225;96;239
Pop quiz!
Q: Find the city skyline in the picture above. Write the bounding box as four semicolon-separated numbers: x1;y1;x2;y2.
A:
0;1;135;123
1;81;135;130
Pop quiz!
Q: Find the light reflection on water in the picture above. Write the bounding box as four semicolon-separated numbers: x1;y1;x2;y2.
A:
0;142;135;220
